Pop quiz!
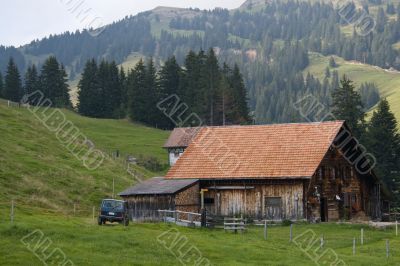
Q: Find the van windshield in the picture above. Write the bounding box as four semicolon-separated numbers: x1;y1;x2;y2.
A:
102;200;124;210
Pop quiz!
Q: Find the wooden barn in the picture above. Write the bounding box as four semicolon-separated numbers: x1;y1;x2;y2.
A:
120;121;388;222
119;177;199;220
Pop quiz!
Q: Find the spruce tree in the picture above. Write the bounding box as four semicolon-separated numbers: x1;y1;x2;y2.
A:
145;58;158;126
119;67;128;117
181;51;204;121
0;72;3;98
78;59;99;117
103;61;122;118
59;64;71;108
204;48;221;125
157;56;181;129
4;57;22;102
40;56;71;107
230;64;250;124
24;65;39;104
331;75;366;139
366;99;400;202
127;59;147;123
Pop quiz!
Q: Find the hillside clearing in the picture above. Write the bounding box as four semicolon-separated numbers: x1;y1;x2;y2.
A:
305;52;400;125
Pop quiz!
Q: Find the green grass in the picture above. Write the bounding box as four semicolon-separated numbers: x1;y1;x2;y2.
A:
0;101;169;212
0;208;399;265
305;52;400;125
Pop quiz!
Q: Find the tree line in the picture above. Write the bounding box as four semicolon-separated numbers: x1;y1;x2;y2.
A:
77;49;250;129
0;56;70;107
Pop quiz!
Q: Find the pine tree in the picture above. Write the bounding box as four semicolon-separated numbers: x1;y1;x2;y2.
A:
40;56;71;107
0;72;3;98
118;66;127;118
104;61;122;118
58;64;71;108
4;57;22;102
366;99;400;204
229;64;250;124
78;59;99;117
331;75;366;139
157;56;182;129
127;59;147;123
181;51;204;121
204;48;221;125
23;65;39;105
145;58;159;126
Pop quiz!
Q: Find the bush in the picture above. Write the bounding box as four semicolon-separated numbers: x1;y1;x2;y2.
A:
282;219;293;226
137;155;166;172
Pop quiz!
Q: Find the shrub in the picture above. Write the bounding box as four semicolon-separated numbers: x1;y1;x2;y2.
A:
282;219;293;226
137;155;166;172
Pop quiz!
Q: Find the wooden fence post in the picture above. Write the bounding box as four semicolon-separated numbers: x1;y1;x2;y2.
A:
353;237;356;255
320;235;324;249
92;206;95;222
386;240;389;258
74;204;76;216
289;224;293;242
396;221;398;237
361;228;364;245
10;200;14;224
264;221;267;240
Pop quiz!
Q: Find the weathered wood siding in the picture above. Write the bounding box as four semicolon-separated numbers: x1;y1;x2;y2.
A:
306;147;376;222
203;180;304;220
123;195;174;220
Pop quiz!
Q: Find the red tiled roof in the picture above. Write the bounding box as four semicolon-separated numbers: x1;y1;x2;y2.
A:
163;127;201;148
165;121;344;179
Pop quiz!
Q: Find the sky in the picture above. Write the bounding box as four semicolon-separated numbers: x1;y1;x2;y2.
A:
0;0;244;47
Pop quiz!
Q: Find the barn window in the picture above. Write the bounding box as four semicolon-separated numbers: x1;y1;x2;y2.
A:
265;197;282;220
265;197;281;207
204;198;214;204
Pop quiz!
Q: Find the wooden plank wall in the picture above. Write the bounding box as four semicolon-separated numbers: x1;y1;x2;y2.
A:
204;181;304;220
307;147;375;222
123;195;175;220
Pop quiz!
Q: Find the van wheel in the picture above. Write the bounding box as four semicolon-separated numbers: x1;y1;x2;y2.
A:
98;218;103;225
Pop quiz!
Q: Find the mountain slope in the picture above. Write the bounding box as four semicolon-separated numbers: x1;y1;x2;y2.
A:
2;0;400;126
0;100;169;212
305;52;400;122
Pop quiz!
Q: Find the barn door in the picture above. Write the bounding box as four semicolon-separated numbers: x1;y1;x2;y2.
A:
265;197;282;221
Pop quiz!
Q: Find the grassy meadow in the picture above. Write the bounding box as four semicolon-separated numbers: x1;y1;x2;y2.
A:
0;207;399;265
0;100;169;213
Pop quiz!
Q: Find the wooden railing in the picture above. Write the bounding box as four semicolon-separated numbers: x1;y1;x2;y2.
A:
224;217;246;233
158;210;202;226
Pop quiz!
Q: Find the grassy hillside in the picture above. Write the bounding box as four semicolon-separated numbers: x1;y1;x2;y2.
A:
0;100;169;213
0;212;399;265
304;52;400;124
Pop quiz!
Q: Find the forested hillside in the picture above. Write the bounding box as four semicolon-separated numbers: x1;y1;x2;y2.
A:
1;0;400;124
